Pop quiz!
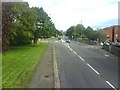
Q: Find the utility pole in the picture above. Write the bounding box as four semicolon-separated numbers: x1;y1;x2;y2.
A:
81;20;82;25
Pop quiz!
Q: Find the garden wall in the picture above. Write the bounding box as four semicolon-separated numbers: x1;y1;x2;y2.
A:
103;44;120;58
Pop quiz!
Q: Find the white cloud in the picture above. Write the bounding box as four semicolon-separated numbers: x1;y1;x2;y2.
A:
24;0;118;30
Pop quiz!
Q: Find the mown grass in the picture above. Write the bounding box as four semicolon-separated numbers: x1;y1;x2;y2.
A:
2;42;48;88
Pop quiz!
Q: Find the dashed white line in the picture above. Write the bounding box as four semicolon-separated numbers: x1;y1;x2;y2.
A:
66;45;117;89
73;51;77;55
61;39;65;42
104;54;110;57
78;55;85;61
67;46;85;62
106;81;117;90
62;42;118;89
55;41;58;42
87;63;100;75
69;48;73;51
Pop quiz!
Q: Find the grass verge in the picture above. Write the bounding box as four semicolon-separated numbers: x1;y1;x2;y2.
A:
2;42;48;88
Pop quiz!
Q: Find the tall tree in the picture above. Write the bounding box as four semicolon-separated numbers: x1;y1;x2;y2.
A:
10;2;38;45
83;26;93;40
2;2;13;52
74;24;85;38
66;26;75;39
32;7;57;41
83;26;101;40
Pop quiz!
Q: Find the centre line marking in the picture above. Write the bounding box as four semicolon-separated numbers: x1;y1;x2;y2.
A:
73;51;77;55
78;55;85;61
104;54;109;57
69;48;73;51
106;81;117;90
87;63;100;75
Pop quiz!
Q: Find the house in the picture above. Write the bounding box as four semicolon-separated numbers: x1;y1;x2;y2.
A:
100;25;120;42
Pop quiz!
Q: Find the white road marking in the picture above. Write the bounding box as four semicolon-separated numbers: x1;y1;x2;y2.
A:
106;81;117;90
66;46;85;62
67;46;73;51
55;41;58;42
67;46;70;48
69;47;73;51
61;39;65;42
104;54;109;57
70;48;73;51
73;51;77;55
53;45;60;88
78;55;85;61
64;44;117;89
87;63;100;75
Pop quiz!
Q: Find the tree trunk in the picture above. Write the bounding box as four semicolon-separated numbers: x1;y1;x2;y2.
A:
2;2;13;53
33;38;37;44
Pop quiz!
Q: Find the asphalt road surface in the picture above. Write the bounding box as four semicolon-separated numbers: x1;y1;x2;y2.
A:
52;38;118;89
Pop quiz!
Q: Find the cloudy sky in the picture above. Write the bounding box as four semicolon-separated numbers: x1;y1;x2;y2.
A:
24;0;118;31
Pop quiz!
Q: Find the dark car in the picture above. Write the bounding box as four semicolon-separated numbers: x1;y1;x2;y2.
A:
66;39;71;43
58;37;61;40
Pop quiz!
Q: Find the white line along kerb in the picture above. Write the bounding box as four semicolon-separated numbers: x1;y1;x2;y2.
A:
87;63;100;75
53;45;60;88
106;81;117;90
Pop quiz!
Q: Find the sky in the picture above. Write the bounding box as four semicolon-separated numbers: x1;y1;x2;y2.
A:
24;0;118;31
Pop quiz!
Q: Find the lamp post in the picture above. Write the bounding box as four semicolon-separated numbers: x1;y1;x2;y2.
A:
81;20;82;39
72;36;73;40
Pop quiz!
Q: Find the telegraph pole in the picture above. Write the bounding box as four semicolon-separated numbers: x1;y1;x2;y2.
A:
81;20;82;24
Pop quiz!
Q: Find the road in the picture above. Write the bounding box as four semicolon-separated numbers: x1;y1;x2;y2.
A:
52;38;118;89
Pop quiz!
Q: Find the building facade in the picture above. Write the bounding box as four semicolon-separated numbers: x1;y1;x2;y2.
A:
101;25;120;42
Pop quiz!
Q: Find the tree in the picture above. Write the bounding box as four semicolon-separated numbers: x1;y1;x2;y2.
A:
66;26;75;39
74;24;85;38
99;30;107;42
2;2;13;52
10;2;38;45
5;2;57;46
83;26;93;40
33;7;57;39
83;26;101;41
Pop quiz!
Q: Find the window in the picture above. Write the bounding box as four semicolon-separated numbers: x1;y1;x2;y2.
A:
116;34;118;37
115;28;118;33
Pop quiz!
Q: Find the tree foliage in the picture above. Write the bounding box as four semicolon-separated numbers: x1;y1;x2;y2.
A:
66;25;101;41
2;2;13;52
10;2;36;45
74;24;85;38
2;2;59;52
3;2;58;47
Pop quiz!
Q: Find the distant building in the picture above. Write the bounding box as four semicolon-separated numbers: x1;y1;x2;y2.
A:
100;25;120;42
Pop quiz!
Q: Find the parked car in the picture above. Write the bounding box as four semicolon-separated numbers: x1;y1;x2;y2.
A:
66;39;71;43
58;37;61;40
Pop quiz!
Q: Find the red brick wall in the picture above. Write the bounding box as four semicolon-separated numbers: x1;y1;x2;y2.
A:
102;25;120;42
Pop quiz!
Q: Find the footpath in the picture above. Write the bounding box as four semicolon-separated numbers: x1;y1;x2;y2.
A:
29;43;54;88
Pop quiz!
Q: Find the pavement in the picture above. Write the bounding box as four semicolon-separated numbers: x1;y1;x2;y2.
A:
29;43;54;88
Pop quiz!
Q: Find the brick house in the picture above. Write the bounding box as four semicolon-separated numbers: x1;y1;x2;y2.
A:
100;25;120;42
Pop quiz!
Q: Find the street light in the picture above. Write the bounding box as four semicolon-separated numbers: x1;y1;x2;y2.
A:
81;20;82;39
72;36;73;40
